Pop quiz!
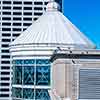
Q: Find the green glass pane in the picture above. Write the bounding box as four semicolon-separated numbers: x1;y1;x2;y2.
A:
24;59;35;64
23;88;34;99
12;87;22;98
36;65;50;85
15;60;23;65
35;89;50;100
23;66;34;85
13;66;22;84
36;59;50;65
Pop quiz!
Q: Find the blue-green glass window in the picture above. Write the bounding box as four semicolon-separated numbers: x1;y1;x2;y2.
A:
36;65;50;85
12;88;50;99
13;59;50;86
23;66;34;85
35;89;50;100
23;88;34;99
12;59;51;99
14;60;23;65
36;59;50;65
12;87;22;98
24;59;35;65
13;66;22;84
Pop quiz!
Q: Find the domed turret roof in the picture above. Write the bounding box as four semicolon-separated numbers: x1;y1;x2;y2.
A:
11;2;95;49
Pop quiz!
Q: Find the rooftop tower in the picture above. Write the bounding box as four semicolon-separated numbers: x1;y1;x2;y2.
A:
10;1;95;100
0;0;64;100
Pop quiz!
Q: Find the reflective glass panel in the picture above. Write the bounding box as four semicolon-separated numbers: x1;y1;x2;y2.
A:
12;59;51;99
24;59;35;65
36;65;50;85
35;89;50;100
36;59;50;65
23;66;34;85
13;66;22;84
14;60;23;65
23;88;34;99
12;87;22;98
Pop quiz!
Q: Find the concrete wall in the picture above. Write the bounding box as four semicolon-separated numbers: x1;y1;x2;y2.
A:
52;58;100;100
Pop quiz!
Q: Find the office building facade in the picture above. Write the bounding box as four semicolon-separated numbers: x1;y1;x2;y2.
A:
0;0;63;100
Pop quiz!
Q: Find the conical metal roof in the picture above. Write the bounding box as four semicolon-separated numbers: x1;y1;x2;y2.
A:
11;2;95;49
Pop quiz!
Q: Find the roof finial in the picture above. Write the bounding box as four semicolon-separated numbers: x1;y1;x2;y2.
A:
46;1;60;11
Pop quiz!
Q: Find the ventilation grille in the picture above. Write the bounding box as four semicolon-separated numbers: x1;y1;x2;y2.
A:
79;69;100;99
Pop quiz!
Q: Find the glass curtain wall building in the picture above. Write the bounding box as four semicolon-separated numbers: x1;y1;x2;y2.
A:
0;0;63;100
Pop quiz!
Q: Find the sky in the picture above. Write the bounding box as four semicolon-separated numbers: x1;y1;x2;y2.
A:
64;0;100;48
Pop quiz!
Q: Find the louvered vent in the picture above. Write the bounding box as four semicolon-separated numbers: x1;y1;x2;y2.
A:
79;69;100;99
